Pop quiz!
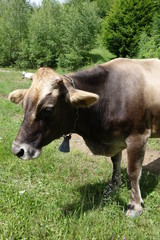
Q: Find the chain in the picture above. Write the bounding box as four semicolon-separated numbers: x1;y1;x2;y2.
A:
63;74;79;133
74;108;79;131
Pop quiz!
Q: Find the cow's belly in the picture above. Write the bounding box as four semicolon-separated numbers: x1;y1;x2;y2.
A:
84;138;126;157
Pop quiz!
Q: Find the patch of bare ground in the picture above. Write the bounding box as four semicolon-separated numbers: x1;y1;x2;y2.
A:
70;134;160;174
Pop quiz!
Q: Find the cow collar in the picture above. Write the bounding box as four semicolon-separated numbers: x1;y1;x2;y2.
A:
58;75;79;153
63;74;79;131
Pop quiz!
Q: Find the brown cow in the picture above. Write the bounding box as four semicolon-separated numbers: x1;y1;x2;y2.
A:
9;58;160;217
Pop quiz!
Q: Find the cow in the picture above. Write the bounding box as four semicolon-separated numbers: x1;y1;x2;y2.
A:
8;58;160;217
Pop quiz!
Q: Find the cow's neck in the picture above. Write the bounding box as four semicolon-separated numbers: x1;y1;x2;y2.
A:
64;65;106;139
69;65;106;92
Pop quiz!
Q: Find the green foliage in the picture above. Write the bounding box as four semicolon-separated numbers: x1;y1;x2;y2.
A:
88;38;116;65
91;0;115;18
15;39;31;69
0;0;101;70
26;0;62;68
57;0;101;70
102;0;157;57
0;0;31;66
138;11;160;59
137;32;157;59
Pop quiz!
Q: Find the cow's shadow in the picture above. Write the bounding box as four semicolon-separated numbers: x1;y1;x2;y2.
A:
62;159;159;217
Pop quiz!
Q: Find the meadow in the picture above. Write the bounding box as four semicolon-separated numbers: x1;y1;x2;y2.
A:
0;69;160;240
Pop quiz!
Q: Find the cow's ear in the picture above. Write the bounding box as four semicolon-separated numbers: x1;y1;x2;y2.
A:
8;89;28;104
66;89;99;108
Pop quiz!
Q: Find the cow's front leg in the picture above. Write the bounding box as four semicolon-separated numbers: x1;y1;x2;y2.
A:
103;152;122;201
125;131;150;217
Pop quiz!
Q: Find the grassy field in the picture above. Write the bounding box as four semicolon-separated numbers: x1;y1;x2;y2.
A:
0;69;160;240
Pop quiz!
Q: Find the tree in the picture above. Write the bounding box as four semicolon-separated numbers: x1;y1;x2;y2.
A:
138;10;160;59
57;0;101;70
102;0;157;57
0;0;31;66
91;0;115;18
0;0;101;69
25;0;62;68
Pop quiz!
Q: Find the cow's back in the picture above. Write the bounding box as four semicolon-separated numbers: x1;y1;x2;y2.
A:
101;58;160;138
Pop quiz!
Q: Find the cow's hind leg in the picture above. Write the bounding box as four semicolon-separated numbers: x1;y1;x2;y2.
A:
125;131;150;217
103;152;122;201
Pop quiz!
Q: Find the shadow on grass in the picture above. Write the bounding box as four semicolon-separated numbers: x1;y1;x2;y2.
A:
62;167;159;217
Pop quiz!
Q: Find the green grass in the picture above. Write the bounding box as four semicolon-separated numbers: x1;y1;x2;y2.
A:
147;139;160;151
89;46;116;64
0;70;160;239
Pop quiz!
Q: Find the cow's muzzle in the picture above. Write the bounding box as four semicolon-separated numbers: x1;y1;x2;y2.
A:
11;141;41;160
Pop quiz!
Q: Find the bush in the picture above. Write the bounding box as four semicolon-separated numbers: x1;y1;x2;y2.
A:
137;32;156;59
102;0;157;58
137;11;160;59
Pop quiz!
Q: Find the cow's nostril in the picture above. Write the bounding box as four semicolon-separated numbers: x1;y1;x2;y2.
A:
11;141;41;160
17;149;24;158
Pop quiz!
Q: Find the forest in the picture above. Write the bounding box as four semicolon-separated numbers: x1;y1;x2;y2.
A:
0;0;160;70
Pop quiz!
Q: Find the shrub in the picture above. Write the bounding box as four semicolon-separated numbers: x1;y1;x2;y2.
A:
102;0;157;57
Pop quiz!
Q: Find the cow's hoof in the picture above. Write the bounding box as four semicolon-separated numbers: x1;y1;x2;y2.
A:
126;204;143;218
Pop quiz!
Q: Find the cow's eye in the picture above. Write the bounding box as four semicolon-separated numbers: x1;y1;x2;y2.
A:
43;106;54;114
43;107;54;113
36;106;54;120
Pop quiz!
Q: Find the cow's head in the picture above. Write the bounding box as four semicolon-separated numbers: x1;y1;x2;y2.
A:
9;67;99;160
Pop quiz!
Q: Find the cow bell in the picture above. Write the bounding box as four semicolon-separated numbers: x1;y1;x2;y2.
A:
59;134;71;153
